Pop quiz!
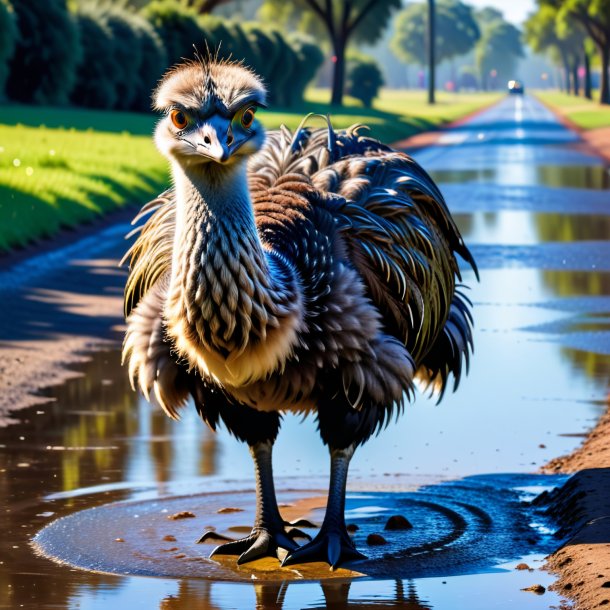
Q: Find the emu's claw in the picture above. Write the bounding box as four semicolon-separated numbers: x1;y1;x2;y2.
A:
206;527;302;565
281;528;367;569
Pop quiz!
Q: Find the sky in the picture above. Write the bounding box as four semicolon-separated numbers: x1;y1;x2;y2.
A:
466;0;536;25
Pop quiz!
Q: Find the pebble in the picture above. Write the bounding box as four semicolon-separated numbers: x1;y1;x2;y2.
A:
346;524;359;533
366;533;387;546
217;507;243;514
515;563;532;571
162;535;176;542
167;511;196;520
521;584;545;595
384;515;413;530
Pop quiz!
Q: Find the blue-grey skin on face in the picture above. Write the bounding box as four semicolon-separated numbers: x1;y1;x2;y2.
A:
153;61;267;167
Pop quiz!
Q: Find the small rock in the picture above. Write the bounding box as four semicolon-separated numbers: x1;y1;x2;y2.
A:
114;538;125;543
602;582;610;588
173;553;186;559
515;563;532;571
161;547;179;552
521;584;545;595
217;507;243;514
162;535;177;542
346;523;359;533
366;533;387;546
384;515;413;531
539;444;546;449
167;511;196;520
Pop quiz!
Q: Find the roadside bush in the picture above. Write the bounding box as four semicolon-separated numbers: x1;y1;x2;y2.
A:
0;0;17;100
346;54;384;108
99;8;142;111
142;0;204;68
288;33;324;106
265;29;298;106
6;0;81;104
71;8;118;109
129;15;167;111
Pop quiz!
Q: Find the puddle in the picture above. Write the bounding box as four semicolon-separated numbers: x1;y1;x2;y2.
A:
33;474;563;581
454;212;610;245
432;164;610;189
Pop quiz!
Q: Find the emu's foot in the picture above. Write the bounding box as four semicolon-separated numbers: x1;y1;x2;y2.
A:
281;527;367;569
202;526;310;565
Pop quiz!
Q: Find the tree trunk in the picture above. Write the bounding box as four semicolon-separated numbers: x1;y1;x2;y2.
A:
563;59;571;94
572;60;579;96
331;36;346;106
427;0;436;104
584;51;592;100
600;43;610;105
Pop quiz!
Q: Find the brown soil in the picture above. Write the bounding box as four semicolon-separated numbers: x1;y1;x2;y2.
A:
541;405;610;609
0;209;133;426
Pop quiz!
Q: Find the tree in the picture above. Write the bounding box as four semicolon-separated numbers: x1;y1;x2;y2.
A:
260;0;400;106
524;4;584;96
475;11;523;90
391;0;480;69
555;0;610;104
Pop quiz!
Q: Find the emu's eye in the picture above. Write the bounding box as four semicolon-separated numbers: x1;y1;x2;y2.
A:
241;106;256;129
170;109;188;130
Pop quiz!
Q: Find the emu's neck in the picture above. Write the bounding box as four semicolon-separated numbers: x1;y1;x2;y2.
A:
166;161;303;386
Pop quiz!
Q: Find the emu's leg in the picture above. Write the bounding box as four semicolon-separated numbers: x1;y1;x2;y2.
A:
199;440;310;565
282;444;366;569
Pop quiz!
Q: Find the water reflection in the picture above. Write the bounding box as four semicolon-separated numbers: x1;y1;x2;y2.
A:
432;164;610;189
158;580;429;610
455;212;610;246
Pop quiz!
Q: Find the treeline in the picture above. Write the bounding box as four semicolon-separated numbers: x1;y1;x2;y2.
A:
0;0;324;111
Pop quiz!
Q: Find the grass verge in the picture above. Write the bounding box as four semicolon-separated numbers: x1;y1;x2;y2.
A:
0;89;501;253
534;90;610;130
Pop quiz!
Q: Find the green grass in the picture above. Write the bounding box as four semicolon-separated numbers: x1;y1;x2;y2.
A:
534;90;610;130
0;89;501;253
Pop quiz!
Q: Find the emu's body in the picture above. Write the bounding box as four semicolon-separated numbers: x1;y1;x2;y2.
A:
123;59;476;568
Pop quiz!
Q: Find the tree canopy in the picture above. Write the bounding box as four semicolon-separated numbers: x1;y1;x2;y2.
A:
475;10;524;90
259;0;400;105
391;0;480;67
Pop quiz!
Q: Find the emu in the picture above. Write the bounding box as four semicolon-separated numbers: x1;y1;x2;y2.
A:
122;57;477;569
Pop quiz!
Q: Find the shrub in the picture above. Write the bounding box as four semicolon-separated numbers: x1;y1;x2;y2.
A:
98;8;142;111
0;0;17;100
142;0;204;69
346;54;384;108
288;33;324;106
265;28;298;106
6;0;81;105
242;23;281;87
71;8;118;109
129;15;167;111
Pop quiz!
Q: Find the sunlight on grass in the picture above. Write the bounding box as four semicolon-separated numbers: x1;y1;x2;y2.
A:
0;89;501;252
0;124;167;252
535;90;610;130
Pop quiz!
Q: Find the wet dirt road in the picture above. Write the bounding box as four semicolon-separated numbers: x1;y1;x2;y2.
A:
2;94;610;609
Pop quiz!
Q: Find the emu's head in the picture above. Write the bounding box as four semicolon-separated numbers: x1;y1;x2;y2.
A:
153;58;267;168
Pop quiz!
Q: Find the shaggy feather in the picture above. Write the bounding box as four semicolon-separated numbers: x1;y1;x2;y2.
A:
122;61;476;445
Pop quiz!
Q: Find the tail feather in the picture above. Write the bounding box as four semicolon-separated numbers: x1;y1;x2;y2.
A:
415;288;474;402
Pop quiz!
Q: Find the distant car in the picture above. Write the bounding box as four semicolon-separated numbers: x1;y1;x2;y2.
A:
508;80;524;95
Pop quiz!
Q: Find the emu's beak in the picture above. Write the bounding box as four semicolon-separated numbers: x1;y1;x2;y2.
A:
196;115;233;163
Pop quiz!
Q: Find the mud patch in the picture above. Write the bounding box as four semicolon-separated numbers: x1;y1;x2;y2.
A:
34;474;562;582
